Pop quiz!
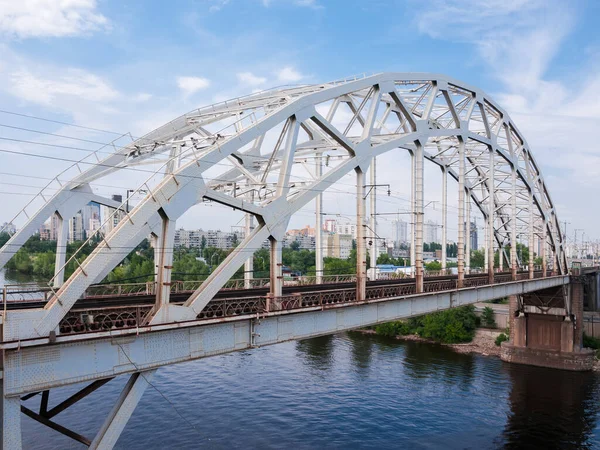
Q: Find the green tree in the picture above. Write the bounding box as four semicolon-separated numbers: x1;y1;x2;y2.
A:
481;306;496;328
425;261;442;272
470;249;485;268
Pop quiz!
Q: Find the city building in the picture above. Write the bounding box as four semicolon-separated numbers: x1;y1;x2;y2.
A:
325;233;353;259
424;220;439;243
1;222;16;234
174;228;245;250
469;220;478;250
323;219;336;233
287;224;316;237
337;222;357;239
392;219;408;246
68;211;84;243
283;234;315;250
101;195;125;236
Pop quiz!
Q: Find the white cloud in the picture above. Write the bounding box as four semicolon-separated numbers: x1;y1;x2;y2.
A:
209;0;230;12
276;66;304;83
237;72;267;86
262;0;322;9
176;76;211;96
133;92;152;102
9;68;118;105
413;0;600;236
0;0;109;39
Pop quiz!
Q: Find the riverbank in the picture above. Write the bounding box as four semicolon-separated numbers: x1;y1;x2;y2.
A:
359;328;504;357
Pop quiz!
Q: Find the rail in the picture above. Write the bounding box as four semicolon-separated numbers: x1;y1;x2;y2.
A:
52;271;550;335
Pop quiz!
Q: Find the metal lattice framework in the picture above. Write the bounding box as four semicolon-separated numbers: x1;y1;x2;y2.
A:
0;73;566;341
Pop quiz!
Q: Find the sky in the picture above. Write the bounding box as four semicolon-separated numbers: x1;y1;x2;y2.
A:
0;0;599;245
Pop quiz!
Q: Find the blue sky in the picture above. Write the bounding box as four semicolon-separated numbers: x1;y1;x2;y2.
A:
0;0;599;242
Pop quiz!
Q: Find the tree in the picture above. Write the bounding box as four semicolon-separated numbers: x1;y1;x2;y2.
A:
200;235;207;251
481;306;496;328
323;257;354;275
290;240;300;251
471;250;485;268
425;261;442;272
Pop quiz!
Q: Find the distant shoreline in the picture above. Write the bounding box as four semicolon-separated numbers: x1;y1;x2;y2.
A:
356;328;503;358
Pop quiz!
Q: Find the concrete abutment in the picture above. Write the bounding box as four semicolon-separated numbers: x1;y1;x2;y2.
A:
501;279;595;371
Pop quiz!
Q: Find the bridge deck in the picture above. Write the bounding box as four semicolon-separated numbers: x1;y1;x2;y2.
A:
0;274;568;399
3;271;541;336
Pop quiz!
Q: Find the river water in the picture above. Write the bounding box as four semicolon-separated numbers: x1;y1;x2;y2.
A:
3;269;600;449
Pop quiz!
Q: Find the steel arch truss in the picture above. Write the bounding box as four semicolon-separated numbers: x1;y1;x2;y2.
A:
0;73;566;341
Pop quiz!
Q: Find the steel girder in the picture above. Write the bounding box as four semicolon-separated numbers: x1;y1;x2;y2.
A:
0;73;566;341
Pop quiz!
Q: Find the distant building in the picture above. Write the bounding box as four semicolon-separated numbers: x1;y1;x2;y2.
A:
469;220;478;250
174;228;244;250
1;222;16;234
323;219;336;233
68;211;84;243
325;233;353;259
424;220;438;243
287;224;316;237
392;219;408;246
101;195;125;236
337;222;357;239
283;234;315;250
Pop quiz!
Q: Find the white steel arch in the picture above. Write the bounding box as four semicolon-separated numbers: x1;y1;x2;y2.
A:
0;73;566;341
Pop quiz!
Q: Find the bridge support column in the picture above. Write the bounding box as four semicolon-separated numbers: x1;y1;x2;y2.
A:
1;380;22;450
244;213;254;289
53;212;69;289
90;371;156;449
269;237;283;298
315;153;323;284
369;157;377;281
487;148;495;284
356;168;367;301
441;166;447;273
410;151;416;278
528;192;534;279
465;188;471;276
511;164;517;281
501;279;594;371
414;142;424;293
457;140;465;288
542;226;548;277
155;215;176;309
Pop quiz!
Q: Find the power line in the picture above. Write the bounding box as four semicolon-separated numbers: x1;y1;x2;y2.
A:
0;109;131;136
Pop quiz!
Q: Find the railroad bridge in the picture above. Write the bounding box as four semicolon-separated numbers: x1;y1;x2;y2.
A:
0;73;589;449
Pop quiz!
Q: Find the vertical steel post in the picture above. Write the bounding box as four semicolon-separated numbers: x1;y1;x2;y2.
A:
465;189;471;275
487;148;495;284
1;380;22;450
315;153;323;284
244;212;254;289
155;216;176;309
356;168;367;301
410;150;416;277
53;212;69;288
542;224;548;277
457;140;465;287
269;238;283;297
441;166;447;273
369;157;377;280
528;192;535;279
511;164;518;280
415;142;424;293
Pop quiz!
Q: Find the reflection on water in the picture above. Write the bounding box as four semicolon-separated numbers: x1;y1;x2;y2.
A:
501;364;600;449
17;327;600;449
295;335;335;373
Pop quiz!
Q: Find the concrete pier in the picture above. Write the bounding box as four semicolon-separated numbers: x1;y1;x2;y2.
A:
501;277;595;371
